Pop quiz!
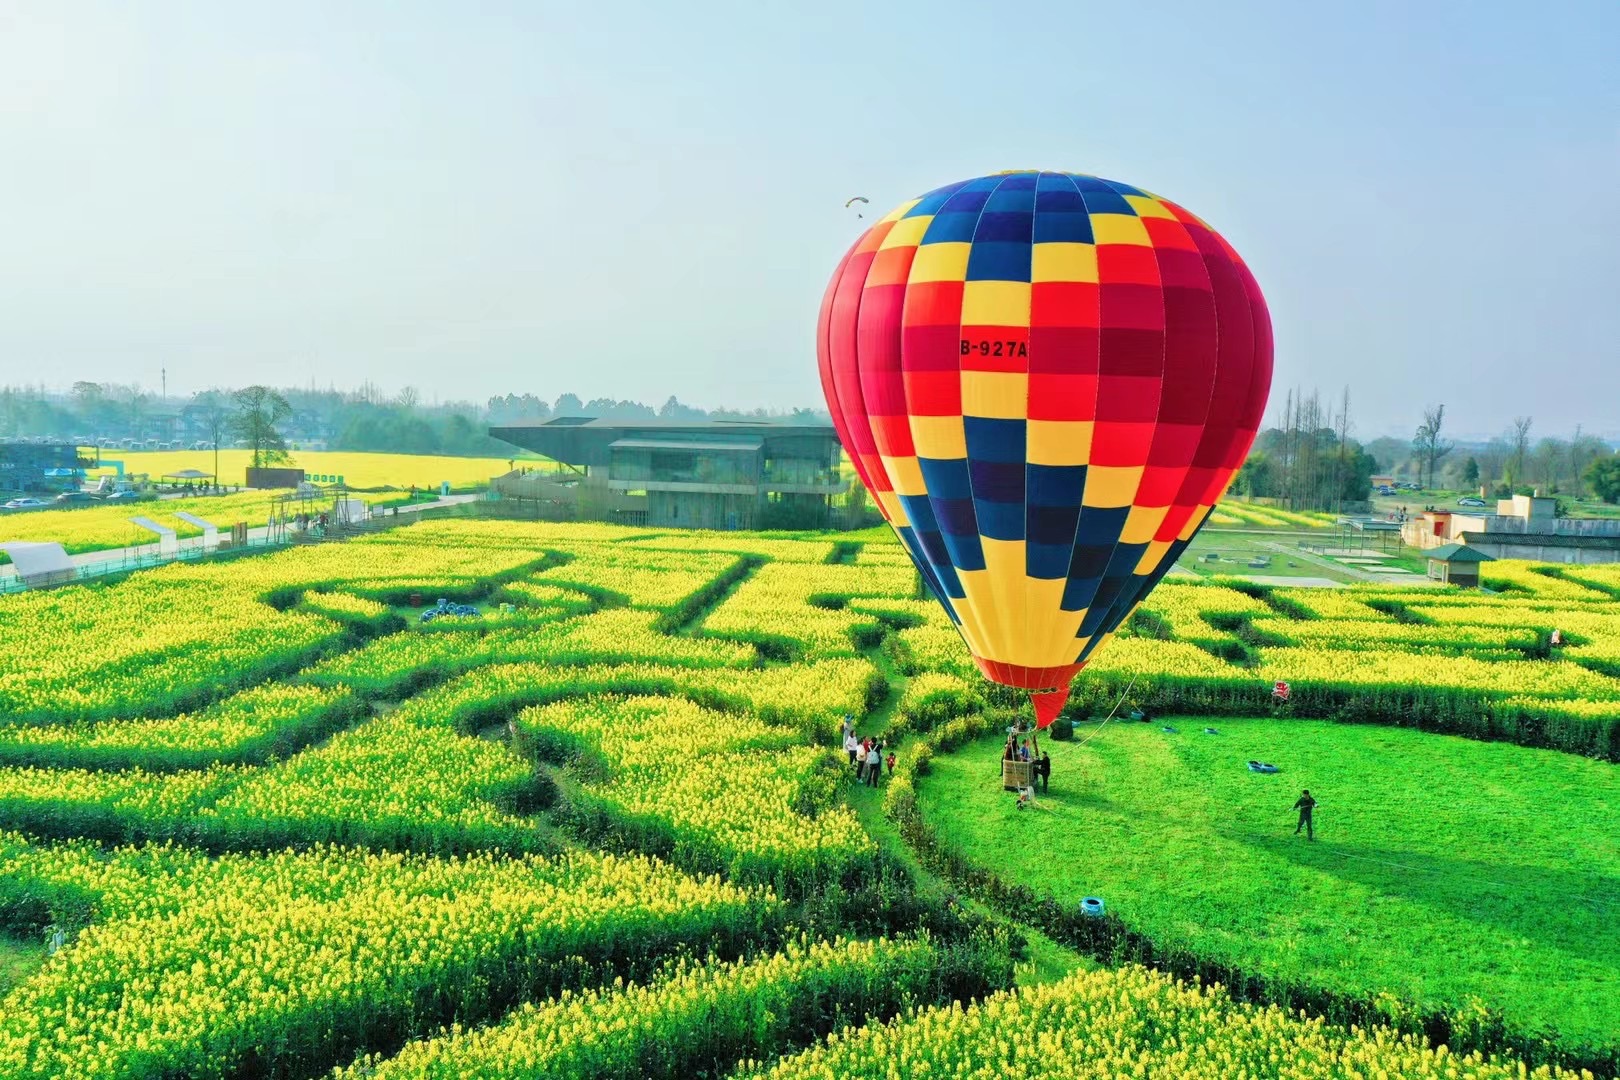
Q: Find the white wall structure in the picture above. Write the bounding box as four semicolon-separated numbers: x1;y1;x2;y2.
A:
0;541;77;587
173;511;220;552
130;516;180;557
332;498;369;525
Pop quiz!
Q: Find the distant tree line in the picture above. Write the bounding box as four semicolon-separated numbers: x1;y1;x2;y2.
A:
484;392;829;428
1362;410;1619;502
1232;387;1379;512
0;382;831;458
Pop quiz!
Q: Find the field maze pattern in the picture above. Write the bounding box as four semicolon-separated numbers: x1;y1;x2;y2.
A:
0;519;1615;1079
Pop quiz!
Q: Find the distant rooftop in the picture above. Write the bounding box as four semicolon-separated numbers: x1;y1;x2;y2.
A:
489;416;842;469
1426;542;1493;563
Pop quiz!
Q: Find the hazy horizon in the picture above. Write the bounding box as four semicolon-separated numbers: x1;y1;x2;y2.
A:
2;1;1616;436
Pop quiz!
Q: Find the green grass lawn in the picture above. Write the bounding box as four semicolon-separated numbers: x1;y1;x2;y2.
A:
1177;530;1360;582
0;935;44;994
916;718;1620;1053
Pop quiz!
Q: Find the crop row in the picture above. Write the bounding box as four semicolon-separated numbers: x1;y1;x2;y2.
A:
702;560;920;659
0;682;363;772
1211;502;1337;528
0;839;770;1080
0;656;884;858
0;531;556;722
304;609;759;695
336;934;1013;1080
521;693;871;882
744;965;1592;1080
534;543;745;610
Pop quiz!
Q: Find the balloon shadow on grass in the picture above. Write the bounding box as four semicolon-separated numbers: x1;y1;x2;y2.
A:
1231;831;1620;961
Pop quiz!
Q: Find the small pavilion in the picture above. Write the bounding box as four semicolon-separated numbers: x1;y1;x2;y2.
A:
1425;542;1492;587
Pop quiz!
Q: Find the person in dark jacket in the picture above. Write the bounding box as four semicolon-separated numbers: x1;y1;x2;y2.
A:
1036;752;1051;793
1293;790;1317;840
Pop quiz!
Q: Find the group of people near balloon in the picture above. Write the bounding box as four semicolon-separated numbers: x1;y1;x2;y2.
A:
842;717;894;787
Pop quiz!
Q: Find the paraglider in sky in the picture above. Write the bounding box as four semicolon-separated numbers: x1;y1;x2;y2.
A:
845;195;870;218
817;170;1272;728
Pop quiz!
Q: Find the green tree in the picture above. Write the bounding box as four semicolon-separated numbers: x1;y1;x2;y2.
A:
1586;455;1620;504
230;386;293;469
1462;457;1479;486
1235;454;1274;498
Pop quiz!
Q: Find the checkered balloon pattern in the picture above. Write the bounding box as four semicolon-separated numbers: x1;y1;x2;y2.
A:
818;170;1273;726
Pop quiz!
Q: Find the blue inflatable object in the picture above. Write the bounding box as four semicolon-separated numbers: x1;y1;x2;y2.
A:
420;598;482;624
1248;760;1279;774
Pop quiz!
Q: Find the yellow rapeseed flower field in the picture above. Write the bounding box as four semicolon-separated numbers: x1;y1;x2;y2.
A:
0;519;1612;1079
88;449;530;489
748;966;1595;1080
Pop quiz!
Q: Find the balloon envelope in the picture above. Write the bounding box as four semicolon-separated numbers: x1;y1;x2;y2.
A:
817;170;1273;726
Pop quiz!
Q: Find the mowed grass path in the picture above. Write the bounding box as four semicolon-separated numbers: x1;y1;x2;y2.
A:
917;718;1620;1052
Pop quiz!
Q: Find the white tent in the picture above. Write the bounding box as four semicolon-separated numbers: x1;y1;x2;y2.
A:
130;516;179;557
174;511;220;552
0;541;77;588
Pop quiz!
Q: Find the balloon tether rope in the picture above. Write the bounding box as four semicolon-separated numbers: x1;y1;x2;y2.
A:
1072;674;1136;749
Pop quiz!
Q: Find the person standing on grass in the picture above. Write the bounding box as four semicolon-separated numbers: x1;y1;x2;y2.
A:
844;731;859;769
865;743;881;787
1293;789;1317;840
1036;751;1051;793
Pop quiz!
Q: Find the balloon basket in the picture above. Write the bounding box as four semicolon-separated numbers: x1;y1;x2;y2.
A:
1001;759;1035;792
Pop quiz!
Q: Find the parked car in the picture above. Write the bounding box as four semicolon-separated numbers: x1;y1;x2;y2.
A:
53;491;104;506
1376;485;1397;496
2;496;50;510
1457;497;1488;507
103;490;145;501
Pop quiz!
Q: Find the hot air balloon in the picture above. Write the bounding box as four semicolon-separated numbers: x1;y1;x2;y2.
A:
817;170;1272;734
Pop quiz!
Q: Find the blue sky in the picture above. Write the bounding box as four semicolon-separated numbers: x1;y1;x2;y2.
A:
0;0;1615;436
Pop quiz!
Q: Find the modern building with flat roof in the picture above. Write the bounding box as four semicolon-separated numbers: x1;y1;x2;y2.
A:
0;441;88;495
488;418;847;529
1401;494;1620;564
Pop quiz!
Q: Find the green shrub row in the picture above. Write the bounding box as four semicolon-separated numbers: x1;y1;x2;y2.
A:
650;555;760;634
0;692;369;774
338;933;1015;1080
1063;673;1620;761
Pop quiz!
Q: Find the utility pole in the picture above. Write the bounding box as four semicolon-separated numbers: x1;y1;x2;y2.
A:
161;366;167;401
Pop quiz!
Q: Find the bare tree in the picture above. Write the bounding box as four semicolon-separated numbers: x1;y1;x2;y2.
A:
194;390;231;489
1533;437;1567;494
1334;386;1352;513
1507;416;1533;489
1412;404;1453;489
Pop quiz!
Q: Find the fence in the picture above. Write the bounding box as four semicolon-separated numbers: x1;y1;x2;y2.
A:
0;533;294;595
